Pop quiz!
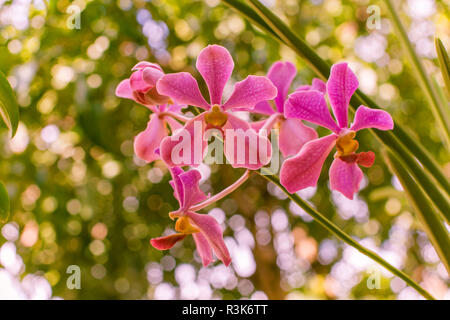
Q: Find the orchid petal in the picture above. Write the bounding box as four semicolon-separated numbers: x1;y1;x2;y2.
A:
179;169;208;209
329;158;363;200
196;45;234;105
160;114;207;167
193;232;213;267
285;90;341;133
130;69;151;92
134;114;168;163
132;61;162;71
267;61;297;112
115;79;134;100
295;78;326;94
279;118;318;157
156;73;210;110
222;76;277;111
233;101;275;115
327;63;359;128
187;211;231;266
280;134;337;193
142;66;164;87
350;105;394;132
150;233;186;250
223;113;272;170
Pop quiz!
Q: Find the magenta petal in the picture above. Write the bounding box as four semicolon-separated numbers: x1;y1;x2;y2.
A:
267;61;297;112
285;90;341;133
179;169;209;209
326;63;359;128
223;113;272;170
132;61;162;71
279;118;318;157
169;167;185;205
165;116;183;132
350;105;394;132
329;158;363;200
156;73;210;110
233;100;275;115
115;79;134;100
160;114;207;167
150;233;186;250
222;76;277;111
196;45;234;105
134;114;168;163
187;211;231;266
130;69;151;92
193;232;213;267
280;134;337;193
311;78;326;93
142;66;164;87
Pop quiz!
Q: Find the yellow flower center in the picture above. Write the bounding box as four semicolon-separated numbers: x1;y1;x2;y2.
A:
175;216;199;234
336;131;359;157
204;105;228;127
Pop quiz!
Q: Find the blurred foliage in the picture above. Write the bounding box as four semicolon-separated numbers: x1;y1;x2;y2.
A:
0;0;448;300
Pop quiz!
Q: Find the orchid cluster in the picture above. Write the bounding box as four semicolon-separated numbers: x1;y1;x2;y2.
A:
116;44;394;267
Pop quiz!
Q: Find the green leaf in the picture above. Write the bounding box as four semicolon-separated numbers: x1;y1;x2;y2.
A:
0;181;10;223
256;170;435;300
435;37;450;99
382;0;450;150
0;70;19;137
385;150;450;274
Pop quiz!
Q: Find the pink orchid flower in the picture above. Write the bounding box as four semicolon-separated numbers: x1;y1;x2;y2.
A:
280;63;394;199
150;167;231;267
156;45;277;170
115;62;188;163
242;61;319;157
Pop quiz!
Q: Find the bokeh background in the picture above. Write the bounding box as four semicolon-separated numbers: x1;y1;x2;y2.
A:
0;0;449;300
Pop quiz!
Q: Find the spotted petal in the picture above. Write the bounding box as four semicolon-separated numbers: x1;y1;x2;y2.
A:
329;158;363;200
350;105;394;132
196;45;234;105
280;134;337;193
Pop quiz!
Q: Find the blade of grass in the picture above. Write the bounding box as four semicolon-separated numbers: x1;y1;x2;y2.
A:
435;38;450;99
385;149;450;274
256;170;435;300
382;0;450;150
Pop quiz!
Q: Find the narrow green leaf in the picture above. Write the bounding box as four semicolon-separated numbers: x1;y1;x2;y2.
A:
385;150;450;274
222;0;450;215
0;181;10;223
0;70;19;137
382;0;450;150
256;170;435;300
435;37;450;99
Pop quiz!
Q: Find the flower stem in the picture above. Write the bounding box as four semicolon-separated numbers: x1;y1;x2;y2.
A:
255;170;435;300
190;170;250;211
